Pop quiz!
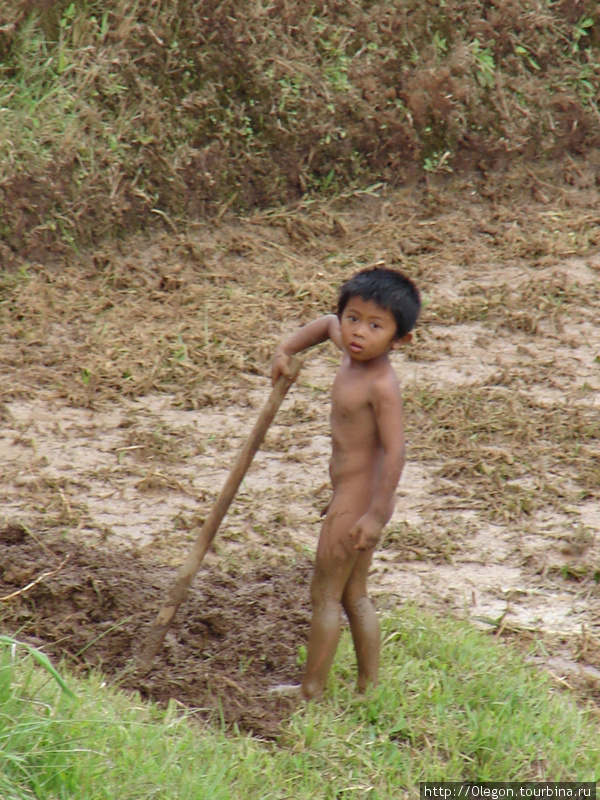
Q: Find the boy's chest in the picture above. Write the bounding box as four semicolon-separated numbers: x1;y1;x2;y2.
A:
331;371;373;421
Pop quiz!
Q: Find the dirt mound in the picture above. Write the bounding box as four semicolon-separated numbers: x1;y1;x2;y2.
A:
2;1;599;260
0;523;312;738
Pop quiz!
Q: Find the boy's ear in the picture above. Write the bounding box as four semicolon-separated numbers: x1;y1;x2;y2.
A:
392;332;413;349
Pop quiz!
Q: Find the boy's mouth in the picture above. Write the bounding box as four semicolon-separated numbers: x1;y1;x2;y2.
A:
349;341;363;353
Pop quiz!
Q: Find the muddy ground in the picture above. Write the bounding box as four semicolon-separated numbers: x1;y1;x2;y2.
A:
1;171;600;737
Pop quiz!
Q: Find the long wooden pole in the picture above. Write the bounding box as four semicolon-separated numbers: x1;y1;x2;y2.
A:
138;355;302;671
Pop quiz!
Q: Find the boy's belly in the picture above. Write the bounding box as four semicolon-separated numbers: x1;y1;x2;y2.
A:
329;446;379;486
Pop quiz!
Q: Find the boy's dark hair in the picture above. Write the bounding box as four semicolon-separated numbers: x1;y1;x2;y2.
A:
337;267;421;338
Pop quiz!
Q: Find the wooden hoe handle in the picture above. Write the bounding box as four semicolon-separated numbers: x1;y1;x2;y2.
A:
138;356;302;671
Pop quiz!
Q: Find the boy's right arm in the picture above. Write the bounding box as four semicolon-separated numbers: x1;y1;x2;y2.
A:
271;314;341;385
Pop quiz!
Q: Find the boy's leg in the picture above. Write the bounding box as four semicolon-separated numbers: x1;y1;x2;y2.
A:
342;550;379;692
301;488;367;700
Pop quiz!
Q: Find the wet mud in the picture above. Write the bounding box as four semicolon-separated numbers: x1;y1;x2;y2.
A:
0;523;311;738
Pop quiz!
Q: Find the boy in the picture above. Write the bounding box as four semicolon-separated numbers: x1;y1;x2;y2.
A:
271;267;421;700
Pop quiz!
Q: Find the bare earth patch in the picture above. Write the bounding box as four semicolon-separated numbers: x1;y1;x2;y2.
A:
1;179;600;734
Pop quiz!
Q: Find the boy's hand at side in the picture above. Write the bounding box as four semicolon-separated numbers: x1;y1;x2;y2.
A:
349;513;384;552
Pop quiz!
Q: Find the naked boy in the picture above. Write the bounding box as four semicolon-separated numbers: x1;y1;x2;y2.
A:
271;267;421;700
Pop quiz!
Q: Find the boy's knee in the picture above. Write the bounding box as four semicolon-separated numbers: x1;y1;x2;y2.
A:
309;581;325;607
342;589;369;615
310;574;343;607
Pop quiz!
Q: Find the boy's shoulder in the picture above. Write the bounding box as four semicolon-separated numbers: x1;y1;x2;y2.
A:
323;314;343;350
370;360;402;399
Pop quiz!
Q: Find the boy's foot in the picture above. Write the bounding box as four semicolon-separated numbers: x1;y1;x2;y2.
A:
267;683;302;698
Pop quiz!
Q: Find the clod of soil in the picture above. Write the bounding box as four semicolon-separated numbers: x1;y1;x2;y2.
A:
0;524;312;738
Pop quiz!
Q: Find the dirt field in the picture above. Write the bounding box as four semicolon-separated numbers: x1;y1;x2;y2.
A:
1;170;600;737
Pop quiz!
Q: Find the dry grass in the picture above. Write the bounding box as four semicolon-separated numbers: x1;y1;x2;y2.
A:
2;169;597;405
1;180;600;709
1;0;600;259
403;381;600;516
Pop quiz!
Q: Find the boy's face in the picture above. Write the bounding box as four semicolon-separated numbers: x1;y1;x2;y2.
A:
339;296;399;362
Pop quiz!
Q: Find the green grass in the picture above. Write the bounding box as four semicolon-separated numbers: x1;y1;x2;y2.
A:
2;609;598;799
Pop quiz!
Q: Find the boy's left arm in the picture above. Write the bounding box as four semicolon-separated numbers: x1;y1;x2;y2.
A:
350;375;406;551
